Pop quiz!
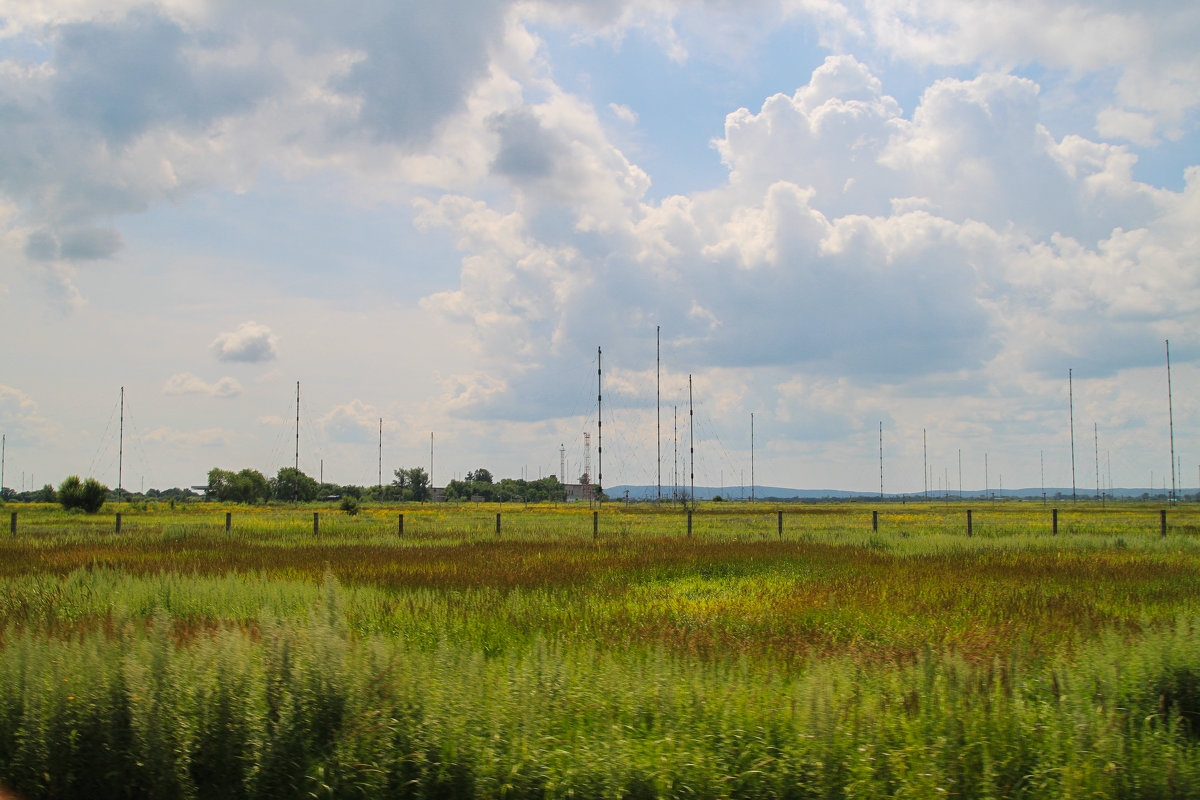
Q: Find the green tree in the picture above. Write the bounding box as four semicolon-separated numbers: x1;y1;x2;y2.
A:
465;468;493;484
271;467;320;502
392;467;430;501
207;468;271;503
58;475;108;513
405;467;431;502
234;468;272;503
206;468;235;500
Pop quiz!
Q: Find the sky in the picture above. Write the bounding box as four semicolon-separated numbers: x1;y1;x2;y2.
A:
1;0;1198;496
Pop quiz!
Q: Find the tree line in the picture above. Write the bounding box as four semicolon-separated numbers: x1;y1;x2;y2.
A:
0;465;588;511
204;465;575;504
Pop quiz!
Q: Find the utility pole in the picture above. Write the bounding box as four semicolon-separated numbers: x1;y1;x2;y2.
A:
1;433;4;496
657;326;661;502
430;432;434;498
378;418;383;490
958;448;962;499
1094;422;1101;503
878;421;883;500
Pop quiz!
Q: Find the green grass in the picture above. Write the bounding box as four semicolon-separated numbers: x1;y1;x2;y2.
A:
1;501;1199;798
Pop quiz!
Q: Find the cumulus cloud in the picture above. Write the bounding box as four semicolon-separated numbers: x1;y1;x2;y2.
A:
320;400;380;444
418;53;1198;425
163;373;242;398
806;0;1200;143
141;427;232;449
25;227;123;260
0;0;523;293
210;322;278;363
0;385;61;445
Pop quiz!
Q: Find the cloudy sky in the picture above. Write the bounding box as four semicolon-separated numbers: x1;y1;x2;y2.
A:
2;0;1198;495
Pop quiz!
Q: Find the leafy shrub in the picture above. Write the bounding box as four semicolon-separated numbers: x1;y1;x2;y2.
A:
339;496;359;516
58;475;108;513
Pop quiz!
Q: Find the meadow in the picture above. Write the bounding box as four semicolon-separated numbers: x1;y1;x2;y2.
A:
0;499;1198;799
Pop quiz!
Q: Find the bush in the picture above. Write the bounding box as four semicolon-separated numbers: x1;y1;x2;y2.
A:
58;475;108;513
339;496;359;516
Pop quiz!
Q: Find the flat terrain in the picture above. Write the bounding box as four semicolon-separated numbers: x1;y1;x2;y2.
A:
1;501;1198;798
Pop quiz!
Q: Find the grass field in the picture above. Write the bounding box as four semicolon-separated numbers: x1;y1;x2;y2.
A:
1;500;1198;799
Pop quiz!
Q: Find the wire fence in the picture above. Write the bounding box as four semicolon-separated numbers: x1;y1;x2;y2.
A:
8;501;1200;547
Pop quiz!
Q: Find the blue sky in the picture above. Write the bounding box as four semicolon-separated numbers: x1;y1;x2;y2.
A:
1;0;1198;495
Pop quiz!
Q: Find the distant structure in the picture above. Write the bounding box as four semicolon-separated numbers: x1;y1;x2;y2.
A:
562;482;595;502
583;432;591;487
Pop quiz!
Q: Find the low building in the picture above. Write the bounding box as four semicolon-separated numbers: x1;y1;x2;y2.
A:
562;483;594;502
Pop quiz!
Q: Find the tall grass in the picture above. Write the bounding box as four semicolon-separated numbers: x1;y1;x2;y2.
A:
1;503;1199;797
1;577;1198;799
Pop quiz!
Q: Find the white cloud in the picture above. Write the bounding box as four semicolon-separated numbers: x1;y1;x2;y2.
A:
609;102;638;124
141;426;233;449
803;0;1200;144
163;373;242;398
416;51;1198;435
319;400;379;444
210;321;278;363
1095;107;1160;146
0;385;60;446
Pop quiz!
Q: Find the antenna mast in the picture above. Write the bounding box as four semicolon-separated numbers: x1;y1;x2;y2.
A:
1167;340;1177;503
583;432;591;501
560;443;565;484
656;326;661;502
1040;449;1045;505
1094;422;1101;503
1;433;5;496
1069;369;1076;502
430;432;434;497
750;412;755;502
673;405;678;505
878;421;883;500
688;375;694;508
597;346;603;506
118;386;124;504
378;418;383;489
923;428;928;500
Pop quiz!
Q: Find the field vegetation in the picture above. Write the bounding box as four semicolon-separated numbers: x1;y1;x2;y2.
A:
0;499;1198;798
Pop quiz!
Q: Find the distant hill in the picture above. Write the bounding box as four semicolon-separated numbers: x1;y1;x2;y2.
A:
606;485;1186;501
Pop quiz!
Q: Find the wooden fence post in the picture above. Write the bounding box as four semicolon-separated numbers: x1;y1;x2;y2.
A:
398;513;404;537
115;512;121;534
1161;509;1167;537
1051;508;1057;536
872;510;878;532
593;511;598;541
313;511;319;536
966;509;973;537
496;512;501;536
225;512;232;534
777;510;783;540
